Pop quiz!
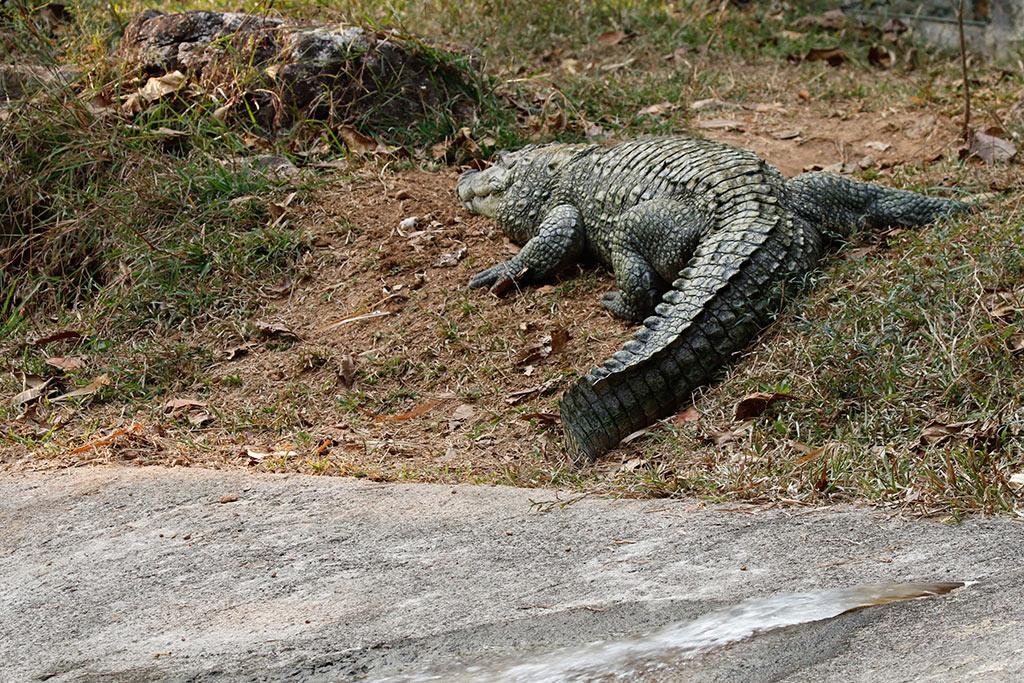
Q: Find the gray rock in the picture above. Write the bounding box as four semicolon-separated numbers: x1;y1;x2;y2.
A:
1;467;1022;681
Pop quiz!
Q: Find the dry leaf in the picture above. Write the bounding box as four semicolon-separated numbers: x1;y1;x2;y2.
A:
868;45;895;69
45;356;85;372
448;403;475;432
506;377;560;405
11;379;52;408
637;101;674;117
515;328;570;367
255;320;299;339
772;129;801;140
519;412;560;427
70;422;142;454
734;391;793;420
864;140;892;152
339;353;356;389
674;405;701;423
139;71;186;102
696;118;746;131
338;126;378;155
799;47;848;66
32;330;82;347
1009;472;1024;489
597;30;627;46
793;9;846;29
164;398;207;415
269;191;297;224
433;246;467;268
969;129;1017;165
52;374;110;401
377;398;443;422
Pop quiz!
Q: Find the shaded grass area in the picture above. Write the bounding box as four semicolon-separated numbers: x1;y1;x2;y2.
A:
2;1;1023;515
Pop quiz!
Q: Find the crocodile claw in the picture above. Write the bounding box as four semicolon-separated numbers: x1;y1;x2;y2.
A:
468;262;513;289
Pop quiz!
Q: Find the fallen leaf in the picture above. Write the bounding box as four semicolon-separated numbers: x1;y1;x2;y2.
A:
70;422;142;454
32;330;82;347
798;47;848;67
51;374;110;401
696;118;746;131
164;398;207;415
772;129;802;140
618;456;646;471
506;377;561;405
187;412;214;427
1009;472;1024;489
11;378;52;408
734;391;793;420
223;343;253;360
448;403;476;432
433;246;467;267
637;101;674;117
519;412;560;427
139;71;186;102
269;191;297;224
597;30;627;46
845;246;877;259
338;126;378;155
868;45;895;69
377;398;443;422
45;356;85;372
864;140;892;152
969;129;1017;165
674;405;701;423
793;9;846;29
255;320;300;339
515;328;571;367
338;353;356;388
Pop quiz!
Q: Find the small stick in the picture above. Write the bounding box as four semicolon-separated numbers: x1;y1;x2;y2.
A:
957;0;972;140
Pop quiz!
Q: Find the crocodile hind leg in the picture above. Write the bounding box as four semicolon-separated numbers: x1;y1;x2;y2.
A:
601;199;711;321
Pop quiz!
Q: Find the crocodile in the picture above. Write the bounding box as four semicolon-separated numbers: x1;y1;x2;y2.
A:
456;136;971;461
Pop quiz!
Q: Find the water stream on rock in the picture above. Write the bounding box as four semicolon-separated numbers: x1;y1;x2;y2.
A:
380;581;964;682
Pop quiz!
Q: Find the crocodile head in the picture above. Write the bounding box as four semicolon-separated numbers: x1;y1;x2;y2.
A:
457;144;590;243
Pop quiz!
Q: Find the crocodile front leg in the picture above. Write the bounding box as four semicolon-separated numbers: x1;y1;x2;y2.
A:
468;204;584;293
602;199;710;321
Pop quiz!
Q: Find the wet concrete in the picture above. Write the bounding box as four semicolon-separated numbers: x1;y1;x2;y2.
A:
1;467;1021;681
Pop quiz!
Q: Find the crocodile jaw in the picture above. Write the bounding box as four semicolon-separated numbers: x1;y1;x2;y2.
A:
457;167;509;218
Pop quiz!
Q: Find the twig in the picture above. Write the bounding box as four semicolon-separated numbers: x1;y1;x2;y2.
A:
957;0;972;140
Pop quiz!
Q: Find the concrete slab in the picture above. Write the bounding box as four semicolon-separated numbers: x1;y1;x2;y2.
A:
1;467;1021;681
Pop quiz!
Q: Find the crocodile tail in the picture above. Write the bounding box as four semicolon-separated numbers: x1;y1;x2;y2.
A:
786;172;972;236
560;191;815;461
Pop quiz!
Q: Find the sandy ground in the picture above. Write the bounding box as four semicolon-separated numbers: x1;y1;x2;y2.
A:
3;466;1022;681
